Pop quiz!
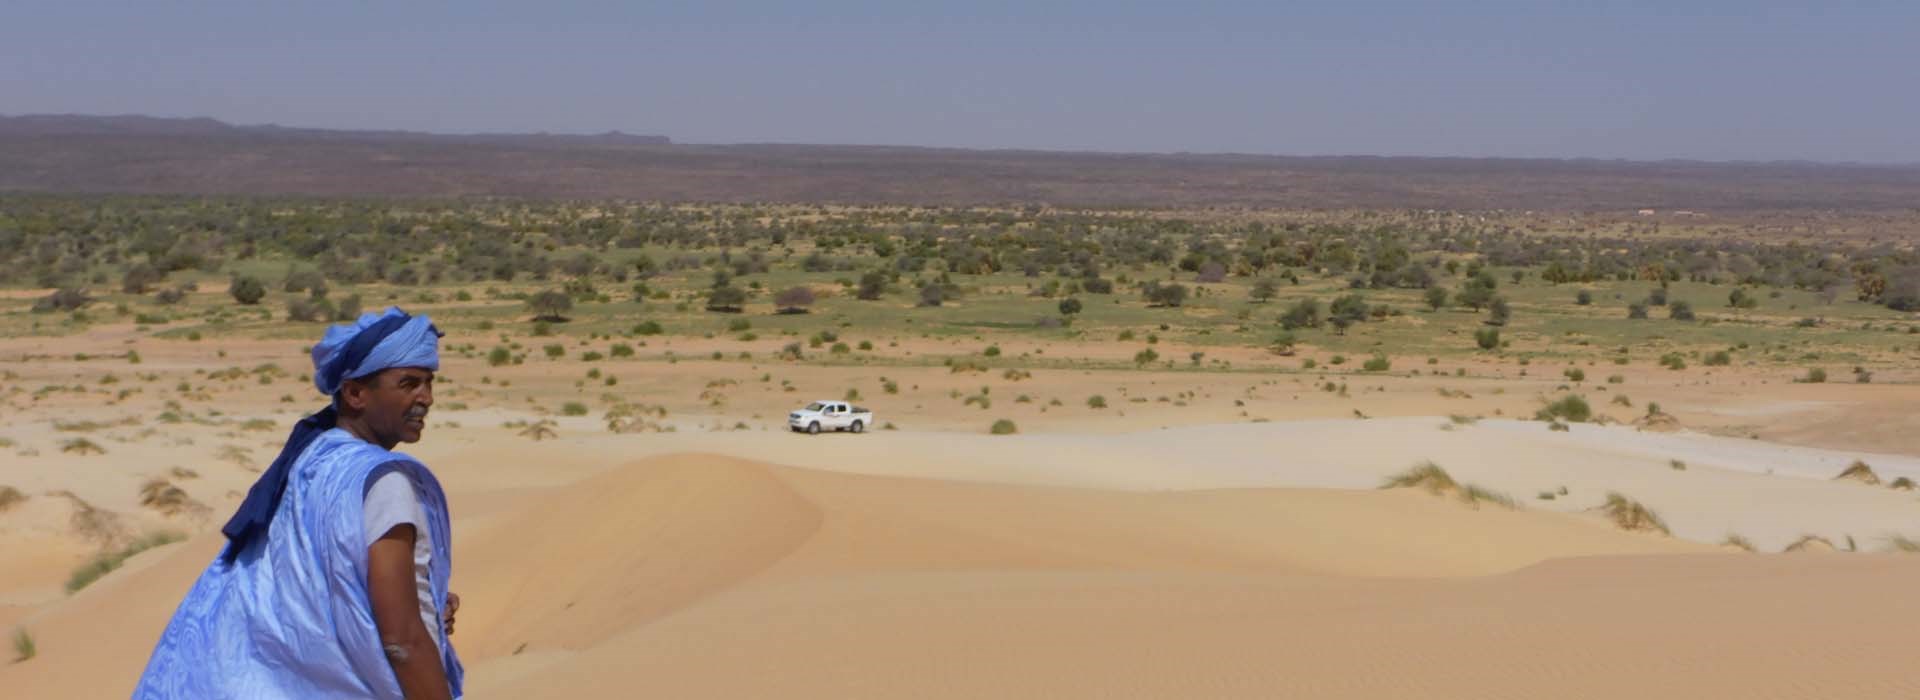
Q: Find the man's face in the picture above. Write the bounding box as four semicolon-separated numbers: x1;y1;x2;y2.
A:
344;367;435;446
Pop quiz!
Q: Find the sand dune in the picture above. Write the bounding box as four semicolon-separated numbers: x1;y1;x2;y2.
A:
20;452;1920;698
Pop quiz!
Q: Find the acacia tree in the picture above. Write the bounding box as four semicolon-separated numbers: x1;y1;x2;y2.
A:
706;285;747;313
527;290;573;322
1250;279;1279;303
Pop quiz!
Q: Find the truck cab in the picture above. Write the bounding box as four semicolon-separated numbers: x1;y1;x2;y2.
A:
788;400;874;435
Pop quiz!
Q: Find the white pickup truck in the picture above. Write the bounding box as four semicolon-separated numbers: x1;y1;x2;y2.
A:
788;400;874;435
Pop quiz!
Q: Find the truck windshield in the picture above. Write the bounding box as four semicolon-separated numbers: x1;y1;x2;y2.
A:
805;402;826;411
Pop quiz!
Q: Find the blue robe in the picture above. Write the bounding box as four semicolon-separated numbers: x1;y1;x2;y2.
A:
134;428;464;699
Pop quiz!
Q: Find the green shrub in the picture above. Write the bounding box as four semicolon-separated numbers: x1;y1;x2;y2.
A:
1087;395;1107;409
1563;367;1585;382
487;347;512;367
1535;395;1592;423
1705;350;1731;366
1474;327;1500;350
989;419;1019;435
1800;367;1827;383
561;402;589;416
543;344;565;358
631;320;664;335
1362;354;1391;372
609;343;635;357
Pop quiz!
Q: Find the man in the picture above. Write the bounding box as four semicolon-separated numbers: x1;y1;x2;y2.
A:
136;308;465;699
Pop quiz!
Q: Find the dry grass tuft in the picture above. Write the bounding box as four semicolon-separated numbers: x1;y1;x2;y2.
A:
1633;412;1681;433
1720;534;1756;552
60;437;106;455
1887;476;1915;491
65;531;186;594
138;479;208;518
48;491;130;548
1782;534;1837;553
0;485;26;513
1459;483;1519;510
517;419;559;441
1881;534;1920;554
1598;492;1669;535
1833;460;1880;485
1380;461;1459;496
10;627;32;663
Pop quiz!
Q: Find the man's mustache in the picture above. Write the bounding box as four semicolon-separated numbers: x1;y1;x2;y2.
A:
405;406;429;420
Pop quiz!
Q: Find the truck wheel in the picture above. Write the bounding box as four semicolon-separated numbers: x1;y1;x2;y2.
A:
807;422;821;435
850;420;864;434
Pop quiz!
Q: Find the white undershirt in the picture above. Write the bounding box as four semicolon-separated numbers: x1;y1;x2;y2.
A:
362;471;442;654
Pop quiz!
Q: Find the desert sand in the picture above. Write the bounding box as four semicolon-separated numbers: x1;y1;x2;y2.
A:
3;328;1919;698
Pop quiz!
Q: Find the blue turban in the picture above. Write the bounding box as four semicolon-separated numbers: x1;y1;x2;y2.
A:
311;307;443;395
220;307;442;561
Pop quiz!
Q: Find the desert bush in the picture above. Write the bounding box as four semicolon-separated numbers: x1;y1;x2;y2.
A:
1799;367;1827;383
1133;348;1160;365
1627;301;1649;319
1087;395;1107;409
229;275;266;305
122;263;164;294
1250;279;1279;302
1575;289;1592;306
989;419;1018;435
33;288;93;313
1279;298;1322;329
1668;300;1695;321
1704;350;1732;366
774;286;815;314
1486;297;1512;326
1535;395;1591;423
917;282;945;307
285;296;334;323
12;627;33;663
1423;286;1448;310
1058;297;1083;316
1563;367;1585;382
1721;534;1756;552
706;285;747;313
560;402;588;416
1362;354;1391;372
487;347;511;367
1143;281;1189;307
631;320;664;335
1473;327;1500;350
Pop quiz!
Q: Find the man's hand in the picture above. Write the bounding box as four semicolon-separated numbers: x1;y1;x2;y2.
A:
369;524;452;700
445;592;460;636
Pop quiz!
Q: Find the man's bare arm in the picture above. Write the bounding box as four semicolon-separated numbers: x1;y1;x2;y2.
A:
369;525;451;700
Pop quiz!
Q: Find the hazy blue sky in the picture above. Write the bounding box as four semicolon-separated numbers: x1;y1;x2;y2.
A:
5;1;1917;162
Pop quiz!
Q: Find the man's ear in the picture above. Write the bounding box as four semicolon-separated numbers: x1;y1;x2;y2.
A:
338;379;370;411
